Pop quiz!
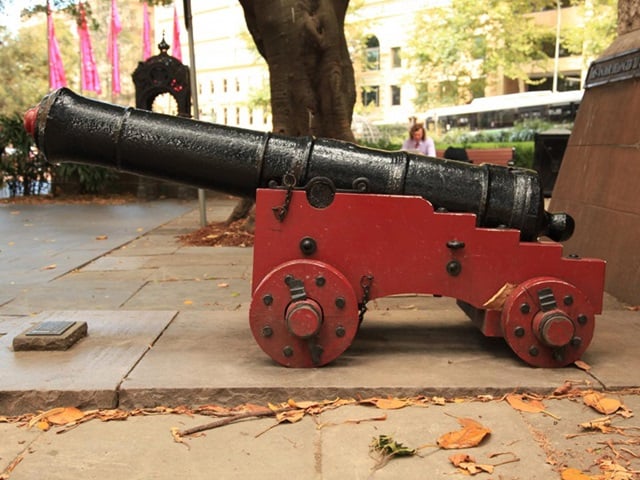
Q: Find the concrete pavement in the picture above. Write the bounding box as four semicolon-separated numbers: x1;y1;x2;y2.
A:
1;194;640;479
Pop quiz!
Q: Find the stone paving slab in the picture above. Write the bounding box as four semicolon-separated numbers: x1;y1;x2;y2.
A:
81;255;155;272
1;277;148;315
0;424;41;475
2;400;567;480
579;310;640;389
0;310;176;414
118;306;600;410
0;202;194;289
121;278;252;311
522;394;640;475
319;402;558;479
5;413;317;480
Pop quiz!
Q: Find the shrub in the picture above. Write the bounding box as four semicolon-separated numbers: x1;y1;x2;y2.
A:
0;113;53;197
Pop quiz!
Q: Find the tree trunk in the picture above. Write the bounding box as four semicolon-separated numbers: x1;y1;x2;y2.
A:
239;0;356;140
226;0;357;228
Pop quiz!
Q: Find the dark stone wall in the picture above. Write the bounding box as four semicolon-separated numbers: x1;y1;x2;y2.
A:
550;25;640;305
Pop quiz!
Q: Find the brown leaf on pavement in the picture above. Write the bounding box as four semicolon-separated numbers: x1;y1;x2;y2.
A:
553;381;584;397
505;393;546;413
437;417;491;449
449;453;495;475
46;407;85;425
560;467;598;479
367;397;410;410
579;416;613;433
574;360;592;372
583;392;623;415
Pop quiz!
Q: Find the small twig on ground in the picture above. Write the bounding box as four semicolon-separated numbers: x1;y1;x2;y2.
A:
176;406;293;437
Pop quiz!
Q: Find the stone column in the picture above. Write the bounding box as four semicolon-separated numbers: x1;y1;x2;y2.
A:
549;0;640;305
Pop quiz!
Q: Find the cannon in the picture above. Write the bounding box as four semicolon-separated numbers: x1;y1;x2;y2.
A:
25;88;605;368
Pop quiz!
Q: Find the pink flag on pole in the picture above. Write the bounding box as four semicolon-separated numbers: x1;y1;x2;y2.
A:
172;5;182;61
47;3;67;90
107;0;122;95
142;2;152;60
78;2;101;94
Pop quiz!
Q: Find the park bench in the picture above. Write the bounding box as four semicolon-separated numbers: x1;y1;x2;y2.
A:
436;147;515;167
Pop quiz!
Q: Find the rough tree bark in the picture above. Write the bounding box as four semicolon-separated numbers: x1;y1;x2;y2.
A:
226;0;357;227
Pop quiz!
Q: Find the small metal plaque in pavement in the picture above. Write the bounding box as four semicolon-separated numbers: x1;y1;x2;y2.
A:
26;321;76;336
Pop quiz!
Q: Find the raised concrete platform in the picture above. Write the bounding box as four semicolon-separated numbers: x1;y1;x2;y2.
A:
0;310;176;414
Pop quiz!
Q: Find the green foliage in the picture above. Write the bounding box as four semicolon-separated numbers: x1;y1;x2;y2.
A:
406;0;557;109
562;0;617;63
0;112;53;196
405;0;615;110
0;19;78;115
54;163;118;194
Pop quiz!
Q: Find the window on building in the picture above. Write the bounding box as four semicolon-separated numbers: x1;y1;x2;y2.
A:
236;107;240;124
223;107;228;124
391;47;401;68
236;78;241;92
223;78;228;93
391;85;401;106
365;35;380;70
210;80;215;94
249;109;254;124
361;86;380;107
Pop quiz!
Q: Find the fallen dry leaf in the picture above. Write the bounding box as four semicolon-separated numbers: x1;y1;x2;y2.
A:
579;416;613;433
574;360;592;372
553;381;580;397
561;467;598;480
28;407;66;428
370;397;410;410
36;420;50;431
275;409;305;424
217;283;229;288
95;235;108;240
41;264;57;271
437;417;491;449
170;427;190;449
46;407;85;425
449;453;494;475
505;393;546;413
597;459;637;479
482;283;517;310
624;305;640;311
583;392;622;415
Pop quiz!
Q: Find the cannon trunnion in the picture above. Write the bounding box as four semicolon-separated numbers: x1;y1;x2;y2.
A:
25;89;606;368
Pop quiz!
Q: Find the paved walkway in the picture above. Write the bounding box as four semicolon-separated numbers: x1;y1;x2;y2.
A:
1;194;639;479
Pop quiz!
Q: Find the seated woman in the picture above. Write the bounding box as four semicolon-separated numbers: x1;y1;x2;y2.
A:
401;123;435;156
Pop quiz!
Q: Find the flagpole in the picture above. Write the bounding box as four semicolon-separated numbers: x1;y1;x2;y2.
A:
46;0;51;90
183;0;206;227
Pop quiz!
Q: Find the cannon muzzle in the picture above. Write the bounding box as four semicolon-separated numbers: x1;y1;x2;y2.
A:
25;88;572;241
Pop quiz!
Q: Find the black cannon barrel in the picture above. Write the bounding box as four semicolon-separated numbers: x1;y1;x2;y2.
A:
25;88;573;241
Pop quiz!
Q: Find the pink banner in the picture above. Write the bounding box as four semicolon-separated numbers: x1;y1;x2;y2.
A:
78;2;101;94
143;2;152;60
107;0;122;95
173;5;182;61
47;4;67;90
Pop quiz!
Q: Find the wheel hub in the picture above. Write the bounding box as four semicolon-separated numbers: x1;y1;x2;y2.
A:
250;260;359;367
